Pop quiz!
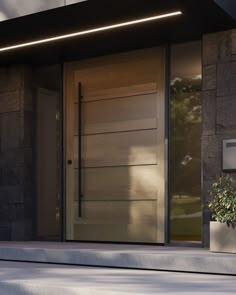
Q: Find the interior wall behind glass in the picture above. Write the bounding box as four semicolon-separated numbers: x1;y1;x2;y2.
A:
170;41;202;242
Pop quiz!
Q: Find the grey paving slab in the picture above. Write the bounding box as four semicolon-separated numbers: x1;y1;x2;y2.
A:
0;242;235;275
0;261;235;295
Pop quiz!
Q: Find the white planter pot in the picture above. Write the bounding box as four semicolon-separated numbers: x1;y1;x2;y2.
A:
210;221;236;253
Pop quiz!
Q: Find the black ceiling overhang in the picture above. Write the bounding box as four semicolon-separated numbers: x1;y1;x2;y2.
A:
214;0;236;20
0;0;235;66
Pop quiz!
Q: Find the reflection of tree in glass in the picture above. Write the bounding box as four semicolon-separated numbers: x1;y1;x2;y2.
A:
170;77;201;198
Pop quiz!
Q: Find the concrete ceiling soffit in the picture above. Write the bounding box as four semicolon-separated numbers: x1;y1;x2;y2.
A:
214;0;236;21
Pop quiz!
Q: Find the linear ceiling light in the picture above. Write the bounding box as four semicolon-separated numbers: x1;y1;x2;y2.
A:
0;11;182;52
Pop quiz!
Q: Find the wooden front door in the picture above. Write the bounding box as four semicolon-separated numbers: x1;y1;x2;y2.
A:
65;47;166;243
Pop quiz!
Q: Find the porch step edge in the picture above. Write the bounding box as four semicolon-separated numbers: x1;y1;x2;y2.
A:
0;247;235;275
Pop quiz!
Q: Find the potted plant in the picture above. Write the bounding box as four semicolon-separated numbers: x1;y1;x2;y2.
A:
208;175;236;253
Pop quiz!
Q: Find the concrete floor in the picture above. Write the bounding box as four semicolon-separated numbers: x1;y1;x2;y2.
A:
0;261;235;295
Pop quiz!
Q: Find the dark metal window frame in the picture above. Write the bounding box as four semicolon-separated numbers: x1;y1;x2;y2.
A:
32;43;202;245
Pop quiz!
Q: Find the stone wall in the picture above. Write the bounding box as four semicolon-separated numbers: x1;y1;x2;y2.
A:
0;66;34;241
202;29;236;247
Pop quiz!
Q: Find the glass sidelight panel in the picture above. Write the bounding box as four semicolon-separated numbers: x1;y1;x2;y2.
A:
170;41;202;242
35;65;62;241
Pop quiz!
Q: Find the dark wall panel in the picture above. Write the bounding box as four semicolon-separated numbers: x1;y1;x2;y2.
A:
202;29;236;247
0;66;34;241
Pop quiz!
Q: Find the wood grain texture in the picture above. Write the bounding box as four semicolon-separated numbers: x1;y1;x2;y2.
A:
74;165;158;201
76;83;157;102
64;63;75;240
74;93;157;135
65;46;166;243
74;130;157;168
74;200;157;224
74;223;157;242
73;48;162;100
156;47;166;243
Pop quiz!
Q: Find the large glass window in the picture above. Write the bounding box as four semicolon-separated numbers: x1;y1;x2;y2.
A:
170;41;202;242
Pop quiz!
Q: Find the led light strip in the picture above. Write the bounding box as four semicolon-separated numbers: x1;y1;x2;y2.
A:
0;11;182;52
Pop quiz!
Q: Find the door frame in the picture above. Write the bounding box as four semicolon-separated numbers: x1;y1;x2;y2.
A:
63;47;168;243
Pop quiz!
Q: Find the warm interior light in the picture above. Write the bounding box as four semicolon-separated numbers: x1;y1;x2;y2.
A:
0;11;182;52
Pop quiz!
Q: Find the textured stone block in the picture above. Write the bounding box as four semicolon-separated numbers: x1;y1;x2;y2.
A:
217;62;236;96
0;186;22;204
202;223;210;248
24;90;33;111
0;227;10;241
0;91;21;114
217;95;236;133
202;180;214;202
202;206;211;223
10;203;24;221
202;90;216;135
225;172;236;183
203;30;232;65
232;54;236;61
24;111;33;147
24;148;33;166
0;150;24;168
23;149;33;186
11;221;24;241
0;151;23;185
0;221;10;227
0;112;20;151
0;192;8;206
203;156;221;181
202;135;222;158
202;65;216;90
0;206;10;222
23;184;34;195
0;167;21;186
0;65;34;242
232;29;236;55
24;219;33;240
23;167;33;187
24;198;33;219
0;66;23;93
202;179;213;249
23;67;33;91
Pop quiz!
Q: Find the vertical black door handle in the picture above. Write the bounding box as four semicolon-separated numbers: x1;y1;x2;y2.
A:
78;82;83;217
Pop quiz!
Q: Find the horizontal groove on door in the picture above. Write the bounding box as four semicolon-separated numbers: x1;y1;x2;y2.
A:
76;125;157;137
74;165;158;201
73;200;157;223
73;129;157;168
74;83;157;102
74;93;158;135
74;163;158;169
74;223;157;243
